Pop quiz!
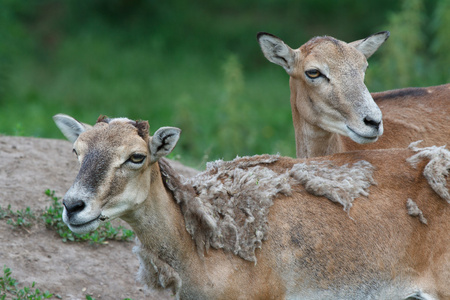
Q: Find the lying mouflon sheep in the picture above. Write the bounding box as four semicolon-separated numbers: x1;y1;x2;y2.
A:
54;114;450;300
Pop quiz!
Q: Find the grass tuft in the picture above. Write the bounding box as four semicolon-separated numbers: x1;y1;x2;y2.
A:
1;266;133;300
0;205;35;228
0;265;53;300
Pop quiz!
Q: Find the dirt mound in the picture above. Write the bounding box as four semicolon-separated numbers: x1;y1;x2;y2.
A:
0;136;170;300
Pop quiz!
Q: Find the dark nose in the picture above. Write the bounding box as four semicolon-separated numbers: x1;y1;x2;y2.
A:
364;116;381;130
63;200;86;219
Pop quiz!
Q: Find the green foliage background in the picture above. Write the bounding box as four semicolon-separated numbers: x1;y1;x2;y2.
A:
0;0;449;167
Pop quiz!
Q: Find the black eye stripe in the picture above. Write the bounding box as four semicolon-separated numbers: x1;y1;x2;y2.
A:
76;149;111;193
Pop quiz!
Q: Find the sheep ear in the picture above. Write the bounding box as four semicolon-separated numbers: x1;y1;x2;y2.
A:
349;31;390;59
150;127;181;163
53;114;89;143
257;32;296;75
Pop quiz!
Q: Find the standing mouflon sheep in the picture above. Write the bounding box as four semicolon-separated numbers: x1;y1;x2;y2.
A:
258;31;450;158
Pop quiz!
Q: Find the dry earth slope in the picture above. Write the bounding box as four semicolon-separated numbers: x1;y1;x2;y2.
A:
0;135;173;300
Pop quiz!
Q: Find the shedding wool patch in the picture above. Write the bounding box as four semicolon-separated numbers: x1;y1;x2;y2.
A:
159;155;376;263
289;160;376;212
185;155;292;262
406;199;428;225
407;141;450;203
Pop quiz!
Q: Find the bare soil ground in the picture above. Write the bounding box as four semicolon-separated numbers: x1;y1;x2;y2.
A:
0;136;172;300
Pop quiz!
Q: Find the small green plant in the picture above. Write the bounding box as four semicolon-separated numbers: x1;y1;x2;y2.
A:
0;205;35;228
42;189;134;244
7;207;35;228
0;265;53;300
0;205;9;219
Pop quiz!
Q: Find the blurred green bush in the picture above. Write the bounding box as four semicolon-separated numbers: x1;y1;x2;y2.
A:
0;0;448;167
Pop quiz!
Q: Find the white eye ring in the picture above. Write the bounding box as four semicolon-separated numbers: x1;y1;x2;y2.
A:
305;69;321;79
128;154;146;164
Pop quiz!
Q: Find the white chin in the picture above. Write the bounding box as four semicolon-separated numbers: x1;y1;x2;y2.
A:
345;125;382;144
347;130;379;144
356;136;378;144
67;220;101;234
62;208;101;234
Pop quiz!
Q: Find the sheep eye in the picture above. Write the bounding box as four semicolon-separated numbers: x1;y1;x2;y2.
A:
128;154;146;164
73;149;78;156
305;69;321;79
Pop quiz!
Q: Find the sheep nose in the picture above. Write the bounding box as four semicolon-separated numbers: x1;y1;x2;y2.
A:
364;116;381;130
63;200;86;219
